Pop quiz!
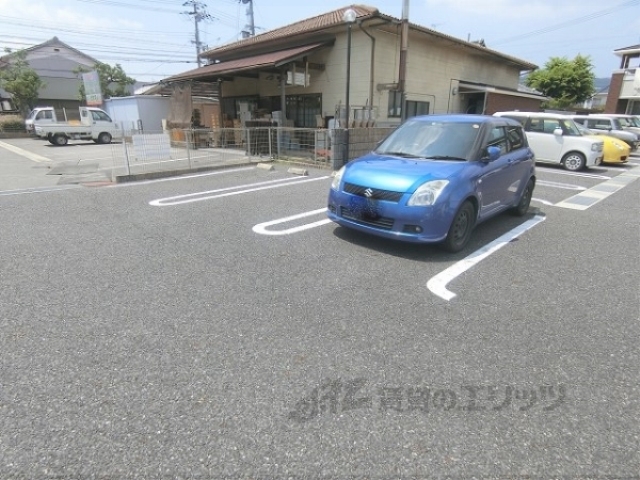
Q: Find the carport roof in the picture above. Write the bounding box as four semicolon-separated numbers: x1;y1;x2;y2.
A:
458;81;548;101
164;42;330;83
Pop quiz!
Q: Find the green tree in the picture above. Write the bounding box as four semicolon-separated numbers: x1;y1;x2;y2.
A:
74;62;136;101
525;55;595;110
0;48;44;114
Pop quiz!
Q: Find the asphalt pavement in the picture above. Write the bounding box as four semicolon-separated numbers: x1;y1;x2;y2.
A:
0;143;639;478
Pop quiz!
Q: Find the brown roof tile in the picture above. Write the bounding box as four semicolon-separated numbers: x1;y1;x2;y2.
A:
201;5;379;60
167;42;330;82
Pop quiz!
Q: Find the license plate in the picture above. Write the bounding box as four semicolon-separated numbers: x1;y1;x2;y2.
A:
349;195;379;220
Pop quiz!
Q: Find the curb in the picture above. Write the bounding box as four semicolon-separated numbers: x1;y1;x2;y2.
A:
114;162;259;183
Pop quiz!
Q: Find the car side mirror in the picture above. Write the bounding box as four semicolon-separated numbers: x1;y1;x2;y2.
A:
553;127;563;136
484;145;501;162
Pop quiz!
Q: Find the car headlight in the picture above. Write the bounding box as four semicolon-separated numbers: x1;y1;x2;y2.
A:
407;180;449;206
331;166;345;191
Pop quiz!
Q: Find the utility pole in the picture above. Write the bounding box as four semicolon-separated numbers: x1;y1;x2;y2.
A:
240;0;255;38
182;1;212;67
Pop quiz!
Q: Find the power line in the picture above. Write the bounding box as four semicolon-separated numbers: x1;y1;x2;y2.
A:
491;0;639;46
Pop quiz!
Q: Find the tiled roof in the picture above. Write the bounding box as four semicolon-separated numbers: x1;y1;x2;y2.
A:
201;5;379;59
167;42;330;82
200;4;536;70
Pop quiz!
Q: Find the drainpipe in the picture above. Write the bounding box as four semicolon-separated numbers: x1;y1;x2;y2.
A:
358;21;375;121
398;0;409;121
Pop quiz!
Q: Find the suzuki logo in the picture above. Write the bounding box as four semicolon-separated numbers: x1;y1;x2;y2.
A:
363;188;374;198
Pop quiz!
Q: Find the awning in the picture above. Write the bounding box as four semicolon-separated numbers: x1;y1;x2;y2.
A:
165;42;331;83
458;81;547;101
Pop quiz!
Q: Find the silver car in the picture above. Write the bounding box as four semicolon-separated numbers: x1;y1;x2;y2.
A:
570;115;639;151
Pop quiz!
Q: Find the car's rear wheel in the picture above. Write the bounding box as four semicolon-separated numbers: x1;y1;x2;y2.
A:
442;201;476;253
511;179;534;216
97;132;112;144
562;152;586;171
52;134;68;146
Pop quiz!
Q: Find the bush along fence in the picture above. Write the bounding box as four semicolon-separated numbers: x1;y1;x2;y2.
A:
0;115;27;137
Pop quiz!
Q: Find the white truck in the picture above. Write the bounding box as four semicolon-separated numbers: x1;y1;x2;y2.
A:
33;107;121;145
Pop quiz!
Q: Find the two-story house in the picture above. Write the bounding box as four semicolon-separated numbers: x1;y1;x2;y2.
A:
605;44;640;115
160;4;545;129
0;36;98;117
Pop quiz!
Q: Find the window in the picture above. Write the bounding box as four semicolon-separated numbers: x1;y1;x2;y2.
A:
388;91;402;118
405;100;430;119
487;127;508;155
1;100;14;112
285;94;321;128
585;120;611;130
91;110;112;122
529;118;560;133
506;126;525;151
36;110;53;120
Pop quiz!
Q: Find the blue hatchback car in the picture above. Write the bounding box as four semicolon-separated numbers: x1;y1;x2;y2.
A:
327;114;536;252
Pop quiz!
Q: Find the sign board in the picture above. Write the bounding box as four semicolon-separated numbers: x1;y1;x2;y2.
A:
82;71;102;106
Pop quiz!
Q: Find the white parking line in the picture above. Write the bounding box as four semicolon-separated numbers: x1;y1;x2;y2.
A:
253;208;331;235
535;167;610;180
536;180;586;191
149;175;330;206
426;215;546;301
0;185;79;196
0;140;52;163
531;197;554;206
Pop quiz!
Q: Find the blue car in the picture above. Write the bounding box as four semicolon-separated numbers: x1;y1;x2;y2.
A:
327;114;536;252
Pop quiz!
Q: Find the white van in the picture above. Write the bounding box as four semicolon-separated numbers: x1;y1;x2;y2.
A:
493;112;603;171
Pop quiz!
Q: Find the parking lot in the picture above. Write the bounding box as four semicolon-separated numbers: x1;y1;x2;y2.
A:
1;140;639;477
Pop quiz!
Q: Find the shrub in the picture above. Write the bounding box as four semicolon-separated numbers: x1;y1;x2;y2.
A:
0;116;26;132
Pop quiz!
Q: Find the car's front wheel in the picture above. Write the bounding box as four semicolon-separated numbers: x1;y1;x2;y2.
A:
562;152;586;171
52;134;68;146
97;132;112;144
442;201;476;253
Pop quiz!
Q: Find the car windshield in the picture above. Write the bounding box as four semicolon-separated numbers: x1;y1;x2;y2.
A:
560;119;582;136
617;117;636;128
576;124;594;136
375;118;480;160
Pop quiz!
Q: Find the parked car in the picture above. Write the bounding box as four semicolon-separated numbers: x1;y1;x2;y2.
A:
570;114;639;150
575;124;630;164
493;112;603;171
326;114;536;252
24;106;58;133
599;114;640;136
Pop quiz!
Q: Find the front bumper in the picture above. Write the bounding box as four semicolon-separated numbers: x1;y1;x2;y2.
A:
326;189;452;243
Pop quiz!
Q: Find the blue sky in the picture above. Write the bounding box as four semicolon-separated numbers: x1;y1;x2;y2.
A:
1;0;638;85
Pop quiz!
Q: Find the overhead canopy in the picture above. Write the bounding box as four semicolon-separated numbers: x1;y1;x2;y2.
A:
458;81;547;101
165;42;331;83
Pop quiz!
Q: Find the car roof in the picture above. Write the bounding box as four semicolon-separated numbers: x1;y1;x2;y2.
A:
494;111;571;119
413;114;521;127
588;114;632;118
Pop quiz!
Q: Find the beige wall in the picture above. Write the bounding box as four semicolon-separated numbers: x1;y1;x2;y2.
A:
220;25;528;124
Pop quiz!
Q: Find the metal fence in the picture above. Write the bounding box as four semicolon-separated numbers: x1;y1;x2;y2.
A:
112;126;397;177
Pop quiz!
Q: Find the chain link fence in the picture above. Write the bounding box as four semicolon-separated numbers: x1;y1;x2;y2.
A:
111;126;397;176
